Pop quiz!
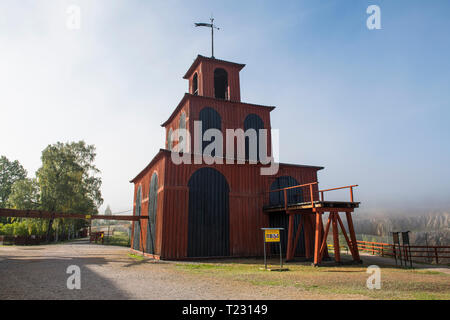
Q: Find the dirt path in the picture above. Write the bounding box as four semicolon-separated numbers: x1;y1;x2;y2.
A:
0;241;346;300
1;241;448;300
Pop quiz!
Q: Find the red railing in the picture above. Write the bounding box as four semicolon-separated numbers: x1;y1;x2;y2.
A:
267;182;318;210
319;185;358;202
266;183;358;210
357;240;450;264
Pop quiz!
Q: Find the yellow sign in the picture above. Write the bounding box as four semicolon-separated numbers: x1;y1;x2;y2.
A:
85;215;91;219
265;229;280;242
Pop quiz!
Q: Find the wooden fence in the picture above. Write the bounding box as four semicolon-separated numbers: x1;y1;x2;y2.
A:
357;240;450;265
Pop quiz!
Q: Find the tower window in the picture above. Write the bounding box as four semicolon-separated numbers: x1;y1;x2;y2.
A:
214;68;228;100
192;73;198;95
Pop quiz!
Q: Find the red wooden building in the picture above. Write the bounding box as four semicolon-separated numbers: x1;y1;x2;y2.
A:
130;55;361;265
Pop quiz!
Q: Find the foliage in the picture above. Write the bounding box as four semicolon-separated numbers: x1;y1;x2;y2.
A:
0;156;27;208
0;219;47;236
0;141;103;238
7;178;40;210
37;141;103;214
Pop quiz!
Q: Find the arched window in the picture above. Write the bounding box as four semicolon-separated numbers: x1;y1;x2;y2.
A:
199;107;221;155
244;114;264;161
167;128;173;150
192;73;198;95
133;185;142;251
178;112;186;148
146;172;158;254
214;68;228;100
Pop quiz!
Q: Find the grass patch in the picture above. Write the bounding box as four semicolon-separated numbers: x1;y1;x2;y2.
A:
412;270;446;276
128;253;145;261
105;232;130;247
172;259;450;300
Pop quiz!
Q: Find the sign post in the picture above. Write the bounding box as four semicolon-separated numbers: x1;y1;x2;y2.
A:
261;228;288;271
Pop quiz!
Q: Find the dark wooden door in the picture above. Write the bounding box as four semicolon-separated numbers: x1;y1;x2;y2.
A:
188;168;230;257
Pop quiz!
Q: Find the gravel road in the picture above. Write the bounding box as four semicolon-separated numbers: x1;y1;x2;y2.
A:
0;240;329;300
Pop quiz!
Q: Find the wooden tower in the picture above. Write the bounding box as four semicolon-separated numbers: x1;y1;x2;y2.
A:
130;55;362;265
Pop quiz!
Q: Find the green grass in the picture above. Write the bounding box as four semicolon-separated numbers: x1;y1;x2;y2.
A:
104;232;130;247
128;253;145;261
173;258;450;300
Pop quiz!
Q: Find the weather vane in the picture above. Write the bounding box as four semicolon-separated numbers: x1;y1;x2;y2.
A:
195;16;220;58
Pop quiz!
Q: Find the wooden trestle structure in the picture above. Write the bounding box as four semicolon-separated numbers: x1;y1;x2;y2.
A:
264;183;362;266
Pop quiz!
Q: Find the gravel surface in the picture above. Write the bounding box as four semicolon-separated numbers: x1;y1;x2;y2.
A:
0;240;337;300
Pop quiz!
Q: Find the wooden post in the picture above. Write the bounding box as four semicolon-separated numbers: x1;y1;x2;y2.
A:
319;214;332;262
335;214;356;258
286;213;294;261
345;211;361;262
332;213;341;263
435;247;439;264
313;212;321;266
320;214;330;259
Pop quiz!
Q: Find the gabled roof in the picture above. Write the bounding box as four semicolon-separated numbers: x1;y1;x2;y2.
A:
160;93;276;127
183;55;246;79
130;149;324;184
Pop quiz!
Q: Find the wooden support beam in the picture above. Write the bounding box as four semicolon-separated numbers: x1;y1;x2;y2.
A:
0;208;146;221
335;213;356;258
345;211;361;262
320;213;330;259
313;212;322;265
332;213;341;263
286;212;295;261
319;214;332;263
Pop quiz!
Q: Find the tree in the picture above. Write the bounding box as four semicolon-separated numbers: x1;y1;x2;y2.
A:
0;156;27;208
7;178;40;210
36;141;103;240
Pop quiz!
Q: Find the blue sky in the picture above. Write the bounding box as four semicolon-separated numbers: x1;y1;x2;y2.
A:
1;1;449;215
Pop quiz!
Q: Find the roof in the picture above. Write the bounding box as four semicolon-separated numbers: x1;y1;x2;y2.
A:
130;149;168;183
130;149;324;184
183;55;246;79
160;93;276;127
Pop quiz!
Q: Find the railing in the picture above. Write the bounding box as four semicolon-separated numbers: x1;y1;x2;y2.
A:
319;185;358;202
267;182;318;210
357;240;450;264
265;183;358;211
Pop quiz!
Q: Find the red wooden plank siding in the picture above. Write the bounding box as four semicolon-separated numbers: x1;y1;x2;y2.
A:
132;150;320;259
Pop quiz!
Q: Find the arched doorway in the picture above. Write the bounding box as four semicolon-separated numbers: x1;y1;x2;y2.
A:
269;176;305;256
133;186;142;251
146;173;158;254
187;168;230;257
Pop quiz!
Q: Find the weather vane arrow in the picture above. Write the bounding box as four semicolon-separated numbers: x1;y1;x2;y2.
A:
195;17;220;58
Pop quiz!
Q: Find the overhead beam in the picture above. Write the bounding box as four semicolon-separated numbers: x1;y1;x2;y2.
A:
0;208;146;221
